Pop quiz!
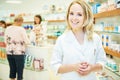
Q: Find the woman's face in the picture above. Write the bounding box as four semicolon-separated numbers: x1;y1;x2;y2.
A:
0;23;5;28
34;17;40;24
68;3;84;31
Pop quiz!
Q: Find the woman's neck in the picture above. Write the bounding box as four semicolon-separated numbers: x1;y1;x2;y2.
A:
35;24;40;26
72;28;84;36
72;29;85;44
13;23;21;26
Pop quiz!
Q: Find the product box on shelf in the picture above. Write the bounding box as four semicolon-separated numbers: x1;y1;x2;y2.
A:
116;0;120;8
0;27;7;63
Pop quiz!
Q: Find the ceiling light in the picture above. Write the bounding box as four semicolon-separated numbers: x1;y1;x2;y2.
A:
6;0;22;4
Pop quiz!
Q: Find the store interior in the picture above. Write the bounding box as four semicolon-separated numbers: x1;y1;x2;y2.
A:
0;0;120;80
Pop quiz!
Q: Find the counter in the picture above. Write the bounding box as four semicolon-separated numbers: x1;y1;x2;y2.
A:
0;44;58;80
24;44;54;80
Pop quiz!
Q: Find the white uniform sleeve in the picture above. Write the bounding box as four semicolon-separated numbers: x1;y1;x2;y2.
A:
29;31;36;43
95;34;107;69
50;37;63;75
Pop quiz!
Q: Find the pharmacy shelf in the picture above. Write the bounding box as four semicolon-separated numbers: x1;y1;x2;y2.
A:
95;31;120;35
23;21;34;23
89;0;107;3
46;20;65;22
22;20;65;23
104;47;120;58
88;0;107;5
0;42;6;48
6;20;65;24
94;9;120;18
96;66;120;80
105;66;120;78
47;36;58;40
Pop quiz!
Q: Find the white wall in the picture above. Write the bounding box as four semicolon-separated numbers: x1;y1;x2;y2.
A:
0;0;73;17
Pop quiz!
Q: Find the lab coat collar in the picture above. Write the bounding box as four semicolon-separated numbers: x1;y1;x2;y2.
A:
68;30;87;46
65;30;87;50
66;30;89;61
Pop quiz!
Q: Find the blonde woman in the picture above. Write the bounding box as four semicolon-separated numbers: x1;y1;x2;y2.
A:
51;0;106;80
4;15;30;80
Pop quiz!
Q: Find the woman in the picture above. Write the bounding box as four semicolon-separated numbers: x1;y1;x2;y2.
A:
30;14;43;46
0;20;7;28
4;15;30;80
51;0;106;80
34;14;42;27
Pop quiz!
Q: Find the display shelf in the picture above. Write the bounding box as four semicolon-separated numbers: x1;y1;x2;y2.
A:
89;0;107;3
95;31;120;35
23;21;34;23
6;21;33;26
0;59;8;64
0;42;6;48
105;65;118;72
25;67;48;72
46;20;65;22
46;19;66;40
104;47;120;58
94;9;120;18
47;36;58;40
88;0;107;5
105;66;120;77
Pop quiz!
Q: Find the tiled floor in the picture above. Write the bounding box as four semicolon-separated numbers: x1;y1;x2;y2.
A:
0;63;60;80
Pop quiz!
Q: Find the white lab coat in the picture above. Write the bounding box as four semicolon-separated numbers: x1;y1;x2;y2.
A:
29;31;36;45
51;30;106;80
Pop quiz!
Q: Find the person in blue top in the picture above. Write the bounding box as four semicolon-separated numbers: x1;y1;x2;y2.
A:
50;0;107;80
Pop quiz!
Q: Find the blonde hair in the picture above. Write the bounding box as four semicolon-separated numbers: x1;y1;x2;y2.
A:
66;0;94;41
14;15;23;22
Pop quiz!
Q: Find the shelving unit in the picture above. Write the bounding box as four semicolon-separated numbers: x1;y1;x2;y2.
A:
93;8;120;57
95;31;120;35
47;35;57;40
104;48;120;58
23;21;34;24
23;20;65;23
90;0;107;3
93;0;120;77
94;9;120;18
46;17;66;42
104;66;120;80
88;0;107;5
46;20;65;22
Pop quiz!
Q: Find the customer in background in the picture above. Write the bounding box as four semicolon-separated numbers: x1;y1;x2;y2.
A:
30;14;43;46
4;15;30;80
51;0;106;80
0;20;7;28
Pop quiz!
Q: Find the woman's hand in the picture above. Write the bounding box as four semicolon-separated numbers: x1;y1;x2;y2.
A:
77;62;93;76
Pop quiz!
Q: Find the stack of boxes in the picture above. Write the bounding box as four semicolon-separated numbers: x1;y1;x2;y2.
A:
0;27;7;63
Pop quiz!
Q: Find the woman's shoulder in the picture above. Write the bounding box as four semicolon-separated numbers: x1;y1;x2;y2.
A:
6;26;24;29
93;32;99;38
5;26;15;31
56;30;72;44
5;26;13;29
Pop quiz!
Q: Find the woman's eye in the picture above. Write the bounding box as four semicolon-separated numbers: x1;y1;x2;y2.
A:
78;13;82;16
